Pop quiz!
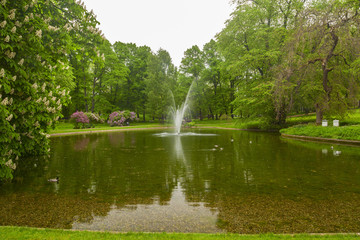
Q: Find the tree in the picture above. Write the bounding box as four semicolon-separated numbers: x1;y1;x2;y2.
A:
279;0;360;124
180;45;205;120
0;0;103;180
146;49;176;121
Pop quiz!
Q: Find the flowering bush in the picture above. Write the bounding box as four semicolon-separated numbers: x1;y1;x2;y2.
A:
70;111;89;129
85;112;104;127
108;110;137;126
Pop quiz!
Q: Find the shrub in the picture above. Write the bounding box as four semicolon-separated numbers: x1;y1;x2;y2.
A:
108;110;137;126
70;111;89;129
85;112;104;127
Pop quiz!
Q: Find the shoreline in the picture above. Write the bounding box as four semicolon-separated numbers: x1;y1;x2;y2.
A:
50;127;173;137
51;126;360;146
281;133;360;146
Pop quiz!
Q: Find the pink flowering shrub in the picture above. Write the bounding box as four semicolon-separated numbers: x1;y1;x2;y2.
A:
70;111;89;129
108;110;137;126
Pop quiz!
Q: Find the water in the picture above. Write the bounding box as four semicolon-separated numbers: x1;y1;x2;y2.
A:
1;129;360;233
169;82;194;134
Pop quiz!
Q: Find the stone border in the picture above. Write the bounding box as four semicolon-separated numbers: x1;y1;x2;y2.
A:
281;133;360;146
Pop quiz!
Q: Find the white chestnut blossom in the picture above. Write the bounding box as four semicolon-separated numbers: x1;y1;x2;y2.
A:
4;35;10;42
6;114;13;121
1;97;9;106
0;68;4;77
0;20;6;28
18;59;24;66
9;11;15;20
11;26;16;33
35;29;42;38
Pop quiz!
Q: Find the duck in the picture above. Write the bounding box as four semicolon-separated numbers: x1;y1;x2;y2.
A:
48;176;59;183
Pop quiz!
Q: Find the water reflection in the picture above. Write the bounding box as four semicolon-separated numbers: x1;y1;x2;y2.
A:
1;130;360;233
73;183;223;233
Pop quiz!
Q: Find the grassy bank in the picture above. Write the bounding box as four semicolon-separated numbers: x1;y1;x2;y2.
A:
0;227;359;240
50;122;170;134
280;125;360;141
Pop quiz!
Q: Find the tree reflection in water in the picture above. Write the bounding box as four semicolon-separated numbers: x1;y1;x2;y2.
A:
1;130;360;233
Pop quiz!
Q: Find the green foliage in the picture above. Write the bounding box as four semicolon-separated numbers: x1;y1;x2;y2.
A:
0;0;104;181
281;124;360;141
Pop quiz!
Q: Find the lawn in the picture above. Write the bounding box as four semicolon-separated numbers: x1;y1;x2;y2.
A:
0;227;359;240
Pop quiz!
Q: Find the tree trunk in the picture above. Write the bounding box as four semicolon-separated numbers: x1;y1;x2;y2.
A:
315;103;323;125
91;77;97;113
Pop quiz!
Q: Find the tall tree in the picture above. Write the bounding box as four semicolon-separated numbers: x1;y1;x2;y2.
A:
0;0;103;180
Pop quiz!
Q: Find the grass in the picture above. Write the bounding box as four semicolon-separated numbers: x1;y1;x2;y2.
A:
49;121;170;134
280;124;360;141
0;227;359;240
280;110;360;141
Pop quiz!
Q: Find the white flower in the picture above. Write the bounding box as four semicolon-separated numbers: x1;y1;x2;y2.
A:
12;75;17;81
1;0;6;6
6;114;13;121
32;83;38;90
26;96;31;101
41;83;46;92
15;21;22;27
0;68;4;78
36;97;41;103
10;88;14;94
9;12;15;20
24;16;29;22
24;4;29;11
52;97;56;101
5;50;16;59
11;26;16;33
56;99;61;105
8;98;13;105
4;35;10;42
18;59;24;66
5;160;16;170
1;97;9;105
0;20;6;28
34;121;40;127
48;91;53;97
36;55;41;61
35;29;42;38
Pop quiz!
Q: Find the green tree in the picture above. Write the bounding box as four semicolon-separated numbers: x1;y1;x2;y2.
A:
0;0;103;180
180;45;205;120
279;0;360;124
146;49;176;121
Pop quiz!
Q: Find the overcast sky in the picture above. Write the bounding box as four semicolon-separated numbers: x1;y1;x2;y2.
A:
81;0;234;67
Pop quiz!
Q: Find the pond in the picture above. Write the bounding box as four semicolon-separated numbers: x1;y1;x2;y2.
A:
1;129;360;233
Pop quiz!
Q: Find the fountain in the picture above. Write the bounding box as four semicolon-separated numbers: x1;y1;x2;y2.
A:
169;82;193;135
155;82;216;137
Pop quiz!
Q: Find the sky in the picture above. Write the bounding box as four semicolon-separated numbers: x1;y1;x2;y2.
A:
81;0;235;67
